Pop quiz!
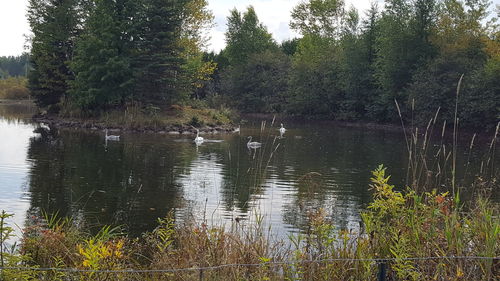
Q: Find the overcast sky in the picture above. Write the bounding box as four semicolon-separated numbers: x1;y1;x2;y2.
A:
1;0;497;57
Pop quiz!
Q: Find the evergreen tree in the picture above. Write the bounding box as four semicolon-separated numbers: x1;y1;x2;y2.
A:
27;0;81;110
69;0;137;110
135;0;187;106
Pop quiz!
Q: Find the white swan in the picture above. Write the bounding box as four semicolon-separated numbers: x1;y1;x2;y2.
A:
279;123;286;135
105;129;120;141
247;136;261;148
194;129;204;144
233;125;240;134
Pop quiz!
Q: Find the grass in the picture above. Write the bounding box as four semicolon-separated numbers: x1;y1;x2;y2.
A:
0;77;30;100
57;102;236;130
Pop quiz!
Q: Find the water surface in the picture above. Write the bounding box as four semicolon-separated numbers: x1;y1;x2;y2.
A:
0;102;496;238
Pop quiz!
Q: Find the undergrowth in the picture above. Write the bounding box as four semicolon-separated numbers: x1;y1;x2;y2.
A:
1;165;498;280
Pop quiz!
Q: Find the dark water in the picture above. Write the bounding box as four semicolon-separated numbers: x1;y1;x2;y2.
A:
0;102;497;238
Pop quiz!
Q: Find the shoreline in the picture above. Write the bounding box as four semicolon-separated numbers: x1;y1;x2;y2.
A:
2;100;492;140
240;113;497;142
32;114;237;135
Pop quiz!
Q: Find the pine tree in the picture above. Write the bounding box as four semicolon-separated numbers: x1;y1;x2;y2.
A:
135;0;187;106
27;0;81;110
69;0;138;110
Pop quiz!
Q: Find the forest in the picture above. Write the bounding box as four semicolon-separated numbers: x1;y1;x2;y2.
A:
23;0;500;130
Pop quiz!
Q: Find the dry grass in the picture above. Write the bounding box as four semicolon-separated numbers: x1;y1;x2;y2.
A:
57;103;236;130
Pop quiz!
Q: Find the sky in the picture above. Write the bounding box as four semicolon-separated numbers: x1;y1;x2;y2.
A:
0;0;498;56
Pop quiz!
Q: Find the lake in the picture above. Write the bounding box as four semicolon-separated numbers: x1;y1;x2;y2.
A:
0;102;497;239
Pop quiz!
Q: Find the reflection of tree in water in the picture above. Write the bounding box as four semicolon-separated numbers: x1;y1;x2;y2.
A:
281;172;363;232
275;127;406;232
26;129;197;236
215;135;278;214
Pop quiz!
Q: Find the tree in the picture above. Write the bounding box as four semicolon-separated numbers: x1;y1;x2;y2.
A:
27;0;81;110
220;6;281;112
69;0;137;110
287;34;341;116
336;7;377;120
287;0;348;117
135;0;187;106
0;54;30;77
221;50;290;112
178;0;217;97
406;0;494;128
280;38;300;56
290;0;346;38
371;0;414;121
224;6;277;66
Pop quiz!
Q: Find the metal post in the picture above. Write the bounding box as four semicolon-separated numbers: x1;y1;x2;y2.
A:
377;262;387;281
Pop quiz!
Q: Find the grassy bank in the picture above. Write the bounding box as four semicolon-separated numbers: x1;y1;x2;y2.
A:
35;102;237;133
0;165;498;280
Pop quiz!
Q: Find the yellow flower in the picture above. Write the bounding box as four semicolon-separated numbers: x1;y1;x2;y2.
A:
116;240;124;250
115;250;123;258
77;245;85;255
100;245;111;258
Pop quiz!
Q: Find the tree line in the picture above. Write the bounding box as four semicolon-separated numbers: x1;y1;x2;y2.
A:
27;0;499;130
207;0;499;130
0;54;30;78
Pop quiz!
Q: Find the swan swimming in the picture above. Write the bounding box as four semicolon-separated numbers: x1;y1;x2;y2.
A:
194;129;204;144
105;129;120;141
247;136;262;148
279;123;286;136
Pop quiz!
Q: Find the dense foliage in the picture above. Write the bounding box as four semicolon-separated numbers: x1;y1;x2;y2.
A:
209;0;498;130
27;0;499;130
27;0;213;113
